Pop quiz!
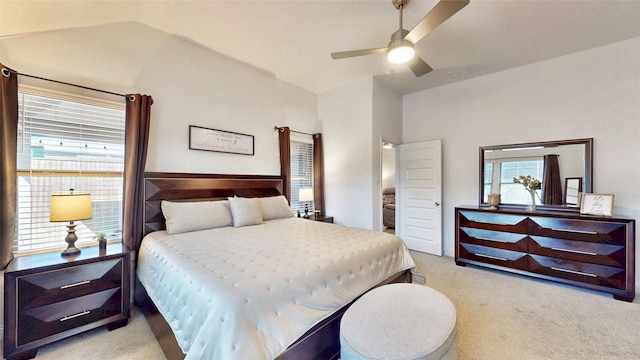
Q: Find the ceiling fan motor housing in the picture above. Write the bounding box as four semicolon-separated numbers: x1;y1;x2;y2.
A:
389;29;410;46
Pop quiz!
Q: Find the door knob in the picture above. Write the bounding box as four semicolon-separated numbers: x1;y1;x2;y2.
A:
435;202;440;207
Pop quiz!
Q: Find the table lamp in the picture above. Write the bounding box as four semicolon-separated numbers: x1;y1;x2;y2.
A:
299;188;314;219
50;189;92;257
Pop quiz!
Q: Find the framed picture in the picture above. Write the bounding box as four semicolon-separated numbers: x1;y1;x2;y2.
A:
580;193;614;216
189;125;254;155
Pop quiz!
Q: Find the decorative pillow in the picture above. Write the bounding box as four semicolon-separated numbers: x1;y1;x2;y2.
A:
161;200;232;235
258;195;293;220
228;197;264;227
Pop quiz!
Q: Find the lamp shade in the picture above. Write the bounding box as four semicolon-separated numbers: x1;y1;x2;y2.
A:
50;193;92;222
299;188;314;202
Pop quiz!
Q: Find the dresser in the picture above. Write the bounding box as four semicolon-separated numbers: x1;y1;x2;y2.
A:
3;244;130;360
455;206;635;302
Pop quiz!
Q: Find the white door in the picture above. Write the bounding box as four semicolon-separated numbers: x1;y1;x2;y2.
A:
398;140;442;255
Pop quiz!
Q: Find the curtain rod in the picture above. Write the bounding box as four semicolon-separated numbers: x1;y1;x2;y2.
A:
274;126;314;136
16;72;129;99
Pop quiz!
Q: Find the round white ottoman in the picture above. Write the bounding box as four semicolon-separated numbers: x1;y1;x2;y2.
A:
340;283;457;360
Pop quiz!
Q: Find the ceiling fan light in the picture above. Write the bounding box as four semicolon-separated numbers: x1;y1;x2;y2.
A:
387;42;415;64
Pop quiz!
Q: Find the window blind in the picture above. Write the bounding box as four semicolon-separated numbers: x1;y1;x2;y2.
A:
290;136;314;215
15;90;125;255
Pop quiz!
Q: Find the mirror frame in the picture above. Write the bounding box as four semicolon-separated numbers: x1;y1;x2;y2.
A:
564;177;583;206
479;138;593;212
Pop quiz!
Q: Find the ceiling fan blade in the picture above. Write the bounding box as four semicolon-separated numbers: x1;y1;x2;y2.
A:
331;47;388;60
405;0;470;44
408;56;433;77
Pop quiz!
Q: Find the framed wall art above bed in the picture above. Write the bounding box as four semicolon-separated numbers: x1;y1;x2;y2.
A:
189;125;254;155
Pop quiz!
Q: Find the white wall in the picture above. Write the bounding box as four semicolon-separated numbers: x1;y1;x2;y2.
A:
134;35;320;174
372;79;402;230
1;22;319;176
319;78;402;230
319;78;374;229
403;38;640;286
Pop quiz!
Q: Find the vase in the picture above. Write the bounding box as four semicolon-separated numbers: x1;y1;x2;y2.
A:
487;194;501;210
526;190;536;212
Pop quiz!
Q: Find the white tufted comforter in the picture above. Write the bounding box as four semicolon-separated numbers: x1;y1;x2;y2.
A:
137;217;415;360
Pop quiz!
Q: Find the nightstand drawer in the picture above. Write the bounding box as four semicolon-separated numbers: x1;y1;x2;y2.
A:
18;288;122;346
18;258;123;310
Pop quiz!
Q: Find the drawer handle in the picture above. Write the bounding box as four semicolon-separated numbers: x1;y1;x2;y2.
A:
480;222;510;226
475;253;508;261
475;237;506;243
60;310;90;322
550;228;598;235
60;280;91;289
551;247;598;256
551;267;597;278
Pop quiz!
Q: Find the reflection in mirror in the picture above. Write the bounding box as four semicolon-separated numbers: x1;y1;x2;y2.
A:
479;138;593;211
564;177;583;206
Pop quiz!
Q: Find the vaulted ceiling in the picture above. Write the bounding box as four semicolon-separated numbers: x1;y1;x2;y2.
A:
1;0;639;95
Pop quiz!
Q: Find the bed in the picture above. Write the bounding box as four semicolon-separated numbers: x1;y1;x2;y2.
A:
134;172;416;360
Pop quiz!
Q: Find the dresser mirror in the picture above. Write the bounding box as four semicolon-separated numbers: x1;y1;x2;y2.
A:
479;138;593;212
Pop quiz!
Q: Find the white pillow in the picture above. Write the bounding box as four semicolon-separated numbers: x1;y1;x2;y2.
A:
258;195;293;220
228;197;264;227
161;200;232;235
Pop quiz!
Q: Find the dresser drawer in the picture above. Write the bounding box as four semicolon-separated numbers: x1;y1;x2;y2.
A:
529;235;625;267
17;258;123;310
529;217;628;245
458;211;528;234
17;288;122;346
529;255;626;290
458;243;528;271
459;227;528;252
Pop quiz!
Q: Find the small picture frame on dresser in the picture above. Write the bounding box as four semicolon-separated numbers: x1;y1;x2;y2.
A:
580;193;614;216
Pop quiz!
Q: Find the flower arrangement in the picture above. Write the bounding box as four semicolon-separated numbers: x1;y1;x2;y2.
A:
513;175;541;211
512;175;541;193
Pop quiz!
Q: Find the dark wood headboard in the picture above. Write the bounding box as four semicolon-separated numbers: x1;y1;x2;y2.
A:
143;172;285;237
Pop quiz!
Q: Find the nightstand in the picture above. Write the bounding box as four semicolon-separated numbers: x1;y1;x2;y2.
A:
3;243;130;360
310;215;334;223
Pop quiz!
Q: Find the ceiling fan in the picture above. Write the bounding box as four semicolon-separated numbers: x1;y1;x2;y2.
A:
331;0;469;77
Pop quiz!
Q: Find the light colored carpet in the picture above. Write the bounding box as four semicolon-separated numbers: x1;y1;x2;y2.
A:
411;251;640;360
30;307;166;360
21;251;640;359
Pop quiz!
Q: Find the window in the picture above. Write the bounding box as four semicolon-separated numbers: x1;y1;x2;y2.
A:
15;88;125;255
289;135;314;215
483;162;493;203
499;160;544;204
